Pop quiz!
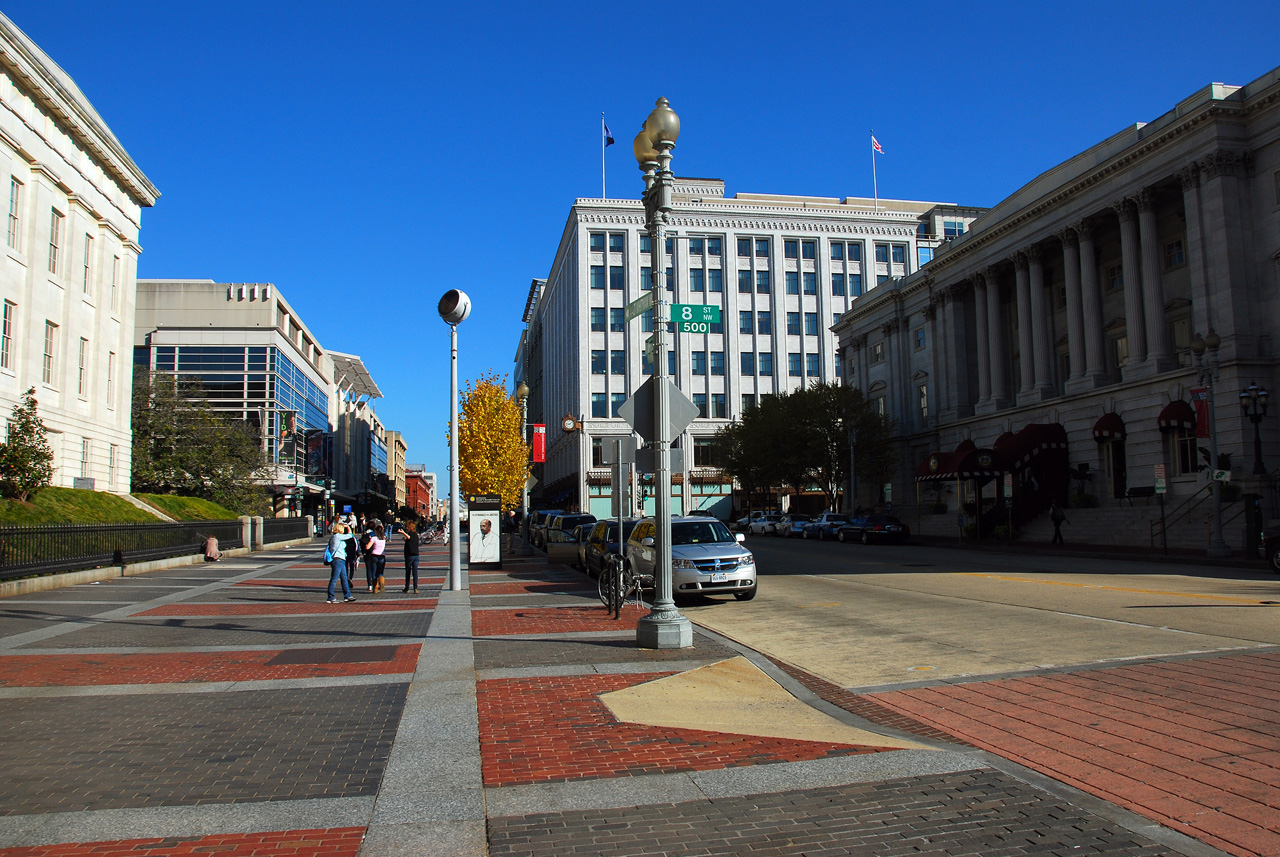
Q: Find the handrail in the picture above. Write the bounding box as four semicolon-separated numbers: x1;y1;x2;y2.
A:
1150;483;1213;545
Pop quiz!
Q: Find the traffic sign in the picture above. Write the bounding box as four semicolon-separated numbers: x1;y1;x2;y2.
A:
671;303;721;333
617;377;700;443
625;293;652;321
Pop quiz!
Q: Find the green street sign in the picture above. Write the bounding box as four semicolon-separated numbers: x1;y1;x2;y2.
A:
624;293;652;321
670;303;721;333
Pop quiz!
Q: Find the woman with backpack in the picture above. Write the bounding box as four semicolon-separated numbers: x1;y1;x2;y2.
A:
367;524;387;593
401;520;420;593
324;523;357;604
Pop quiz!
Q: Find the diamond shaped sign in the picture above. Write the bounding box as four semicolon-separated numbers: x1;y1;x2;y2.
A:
617;377;700;443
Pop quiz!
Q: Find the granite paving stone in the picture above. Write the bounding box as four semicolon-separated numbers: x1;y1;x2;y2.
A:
473;631;739;671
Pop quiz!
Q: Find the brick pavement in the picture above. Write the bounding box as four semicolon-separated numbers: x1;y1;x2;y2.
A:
0;828;366;857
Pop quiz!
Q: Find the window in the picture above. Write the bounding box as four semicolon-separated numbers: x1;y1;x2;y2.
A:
711;393;726;418
872;396;886;416
943;220;966;238
710;316;723;334
77;337;88;397
611;392;625;417
591;392;607;417
871;342;885;364
80;438;90;478
6;177;20;249
742;393;756;411
693;393;707;419
740;352;755;375
689;268;705;292
691;351;707;375
42;321;57;385
1167;427;1196;476
694;437;717;467
609;233;624;253
755;238;769;258
708;268;723;292
641;353;653;375
756;271;770;294
589;233;605;252
710;351;724;376
848;242;862;262
804;312;819;336
610;349;625;374
668;351;676;375
737;237;751;257
707;237;721;256
1112;336;1129;371
610;266;624;289
788;353;802;377
877;273;890;285
48;210;64;274
690;237;704;255
1165;239;1185;268
786;271;799;294
641;308;654;332
832;273;846;296
110;255;120;309
609;308;624;332
739;311;754;334
590;265;605;289
835;355;843;377
918;383;929;419
830;242;844;261
802;241;816;260
787;312;801;336
592;437;605;467
892;245;906;264
803;272;817;295
784;239;798;259
738;270;752;293
106;351;116;409
82;234;93;292
875;243;889;263
590;307;606;331
914;328;926;350
107;444;117;488
759;353;773;376
640;266;651;289
918;247;934;267
640;234;652;253
665;237;673;255
591;349;606;373
665;266;673;289
850;273;863;296
833;313;841;327
806;354;820;377
757;311;771;335
1106;263;1123;292
0;301;12;370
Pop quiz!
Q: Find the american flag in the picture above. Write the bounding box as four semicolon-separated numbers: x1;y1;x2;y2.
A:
871;134;883;154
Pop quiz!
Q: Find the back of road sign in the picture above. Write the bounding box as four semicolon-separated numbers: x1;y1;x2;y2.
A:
617;377;699;443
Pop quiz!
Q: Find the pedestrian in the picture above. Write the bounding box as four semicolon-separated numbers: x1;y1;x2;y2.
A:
360;524;378;591
202;534;222;562
324;523;357;604
401;519;420;593
370;523;387;592
1050;501;1069;545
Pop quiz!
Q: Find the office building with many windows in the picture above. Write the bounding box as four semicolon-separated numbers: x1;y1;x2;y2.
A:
524;179;980;518
0;13;158;491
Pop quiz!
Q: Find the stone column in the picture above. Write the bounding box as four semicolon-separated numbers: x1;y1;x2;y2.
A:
1114;198;1146;375
1178;163;1211;338
1014;252;1035;400
973;274;992;406
927;296;947;420
1198;150;1250;360
984;267;1009;410
1136;189;1173;372
943;284;973;419
1028;245;1054;397
1059;229;1085;386
1076;219;1108;387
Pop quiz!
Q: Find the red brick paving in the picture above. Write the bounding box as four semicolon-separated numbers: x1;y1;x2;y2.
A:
0;646;420;686
468;581;595;596
235;579;329;588
477;673;890;787
472;604;647;636
0;827;364;856
869;652;1280;857
136;599;438;616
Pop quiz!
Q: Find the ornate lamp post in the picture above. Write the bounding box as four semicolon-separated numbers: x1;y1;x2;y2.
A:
633;98;692;649
1191;330;1231;558
516;380;531;555
439;289;472;590
1240;382;1269;476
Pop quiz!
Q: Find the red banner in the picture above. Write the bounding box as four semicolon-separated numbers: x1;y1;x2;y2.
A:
1190;387;1210;438
532;424;546;463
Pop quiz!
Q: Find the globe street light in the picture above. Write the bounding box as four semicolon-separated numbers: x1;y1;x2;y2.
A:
1240;382;1269;476
634;97;692;649
1191;329;1230;558
516;380;531;555
439;289;471;591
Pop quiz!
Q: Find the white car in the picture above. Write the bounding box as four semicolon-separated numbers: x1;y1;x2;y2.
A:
775;513;811;538
747;514;781;535
626;516;757;601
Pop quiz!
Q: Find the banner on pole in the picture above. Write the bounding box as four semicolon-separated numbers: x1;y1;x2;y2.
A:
532;424;546;463
1190;387;1210;438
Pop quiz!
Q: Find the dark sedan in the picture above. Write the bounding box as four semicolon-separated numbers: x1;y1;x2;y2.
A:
582;518;642;578
837;514;911;544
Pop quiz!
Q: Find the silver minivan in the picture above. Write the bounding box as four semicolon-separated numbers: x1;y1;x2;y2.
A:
625;516;757;601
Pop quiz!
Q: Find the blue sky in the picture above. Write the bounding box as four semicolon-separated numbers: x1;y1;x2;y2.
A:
7;1;1279;486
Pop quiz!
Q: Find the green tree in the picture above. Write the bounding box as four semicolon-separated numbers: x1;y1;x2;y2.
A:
454;371;528;512
0;387;54;501
131;373;268;515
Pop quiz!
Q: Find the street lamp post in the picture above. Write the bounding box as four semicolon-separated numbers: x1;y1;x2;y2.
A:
634;97;692;649
1240;382;1269;476
1191;330;1231;558
439;289;472;591
516;381;531;555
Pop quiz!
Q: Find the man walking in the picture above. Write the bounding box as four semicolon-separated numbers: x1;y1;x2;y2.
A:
1050;501;1069;545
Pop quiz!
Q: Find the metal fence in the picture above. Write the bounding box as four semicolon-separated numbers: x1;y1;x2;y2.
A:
0;520;245;582
262;517;311;544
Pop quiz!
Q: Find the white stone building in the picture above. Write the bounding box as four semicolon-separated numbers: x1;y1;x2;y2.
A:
0;13;158;491
525;180;981;518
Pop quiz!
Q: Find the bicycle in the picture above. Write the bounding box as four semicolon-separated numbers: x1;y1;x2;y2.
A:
597;554;654;619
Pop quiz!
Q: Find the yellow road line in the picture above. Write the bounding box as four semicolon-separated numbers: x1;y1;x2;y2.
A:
958;572;1271;605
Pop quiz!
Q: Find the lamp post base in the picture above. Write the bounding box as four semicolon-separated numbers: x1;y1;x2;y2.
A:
636;614;693;649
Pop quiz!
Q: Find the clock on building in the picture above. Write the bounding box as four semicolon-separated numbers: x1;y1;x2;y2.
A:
561;415;579;433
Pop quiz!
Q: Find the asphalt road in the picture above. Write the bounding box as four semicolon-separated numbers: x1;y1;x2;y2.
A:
676;534;1280;691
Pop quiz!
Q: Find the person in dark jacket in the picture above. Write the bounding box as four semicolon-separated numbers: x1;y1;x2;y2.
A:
402;520;421;593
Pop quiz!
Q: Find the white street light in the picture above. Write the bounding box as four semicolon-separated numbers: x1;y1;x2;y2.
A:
439;289;471;590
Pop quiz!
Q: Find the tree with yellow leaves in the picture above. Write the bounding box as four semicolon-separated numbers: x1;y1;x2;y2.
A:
454;371;529;511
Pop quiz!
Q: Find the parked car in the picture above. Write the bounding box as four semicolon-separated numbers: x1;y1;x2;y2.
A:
1264;525;1280;573
626;516;757;601
528;509;563;548
686;509;719;518
582;518;643;578
545;513;597;545
774;513;811;538
571;524;593;569
837;514;911;544
747;514;782;536
801;511;852;540
733;511;777;532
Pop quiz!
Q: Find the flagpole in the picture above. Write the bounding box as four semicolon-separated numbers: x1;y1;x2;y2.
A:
602;113;607;199
871;129;878;213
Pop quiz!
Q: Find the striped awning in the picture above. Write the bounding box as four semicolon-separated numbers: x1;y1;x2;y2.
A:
1092;412;1126;441
1157;399;1196;432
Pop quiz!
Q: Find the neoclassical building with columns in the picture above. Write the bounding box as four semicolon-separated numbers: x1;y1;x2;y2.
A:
835;64;1280;545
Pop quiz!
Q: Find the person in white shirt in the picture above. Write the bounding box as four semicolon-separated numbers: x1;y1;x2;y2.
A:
470;516;500;563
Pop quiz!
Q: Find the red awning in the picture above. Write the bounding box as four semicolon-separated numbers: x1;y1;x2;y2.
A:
1157;399;1196;432
1001;423;1069;469
1092;412;1126;441
993;431;1016;451
916;447;1007;481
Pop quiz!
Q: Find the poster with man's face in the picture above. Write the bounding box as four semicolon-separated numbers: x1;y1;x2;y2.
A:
468;511;501;563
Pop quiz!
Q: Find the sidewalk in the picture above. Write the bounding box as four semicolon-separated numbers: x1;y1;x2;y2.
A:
0;538;1271;856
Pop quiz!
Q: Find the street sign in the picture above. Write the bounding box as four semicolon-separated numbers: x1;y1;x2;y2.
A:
602;436;638;465
617;377;700;443
636;446;685;474
671;303;721;333
1002;473;1013;494
644;335;656;359
1213;469;1232;482
625;293;652;321
1154;464;1167;494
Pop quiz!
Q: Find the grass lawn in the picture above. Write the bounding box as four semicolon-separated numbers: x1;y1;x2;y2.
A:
134;494;240;521
0;487;162;525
